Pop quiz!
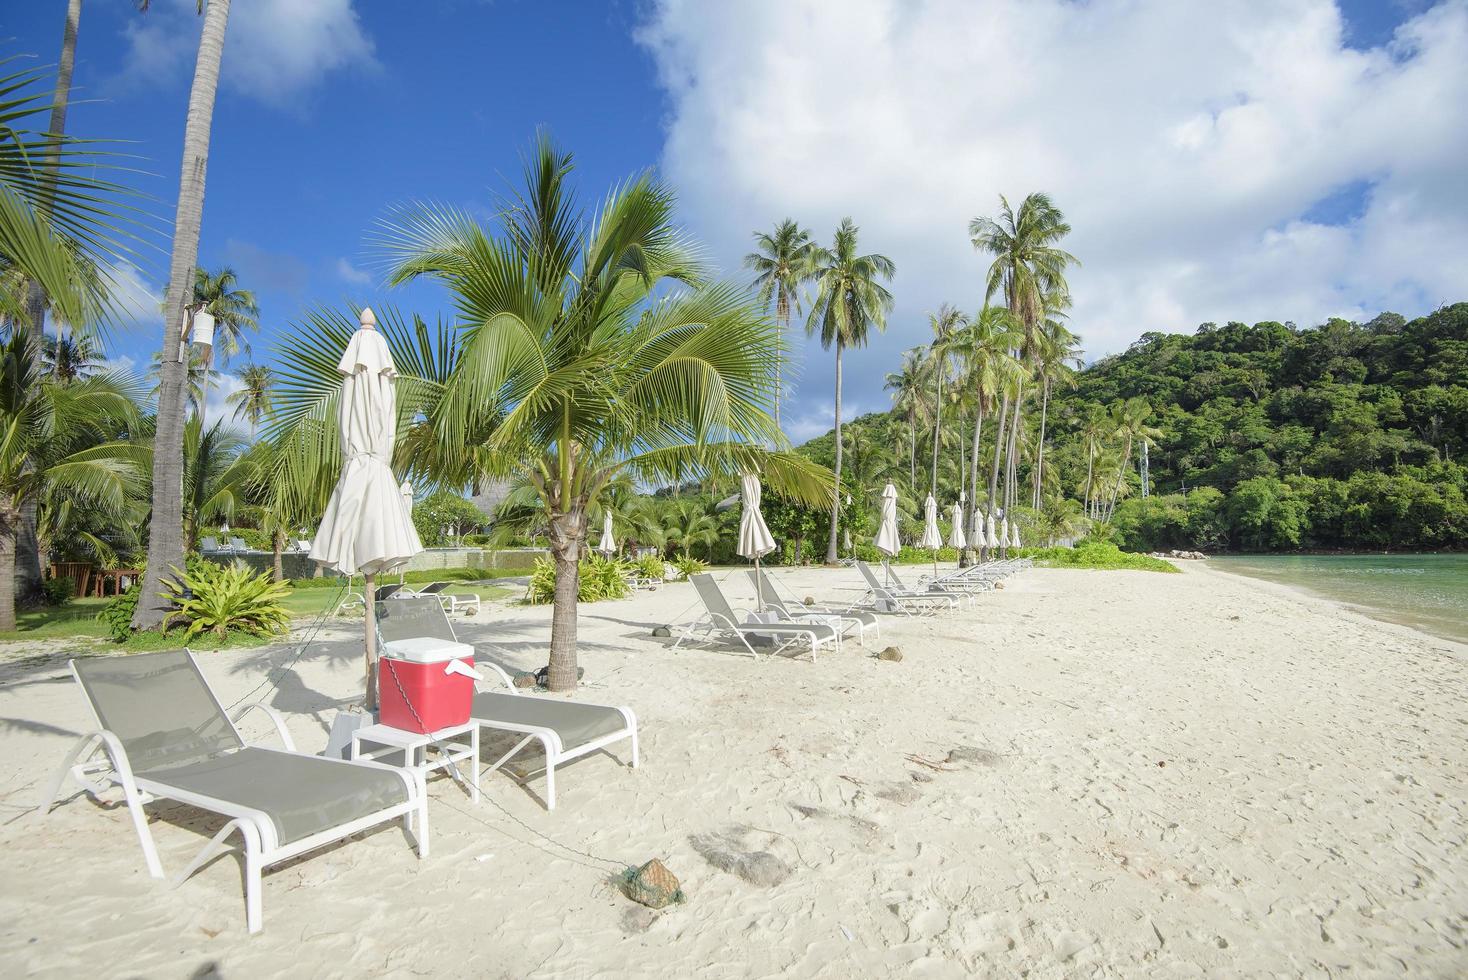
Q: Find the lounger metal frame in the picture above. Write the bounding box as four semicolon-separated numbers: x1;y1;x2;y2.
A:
855;561;958;616
674;574;841;659
36;651;428;934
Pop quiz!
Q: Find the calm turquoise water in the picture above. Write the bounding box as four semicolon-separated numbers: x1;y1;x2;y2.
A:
1211;554;1468;645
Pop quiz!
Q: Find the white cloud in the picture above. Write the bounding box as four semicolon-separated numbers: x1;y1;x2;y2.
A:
116;0;376;107
101;259;164;333
335;257;373;285
637;0;1468;431
200;370;248;436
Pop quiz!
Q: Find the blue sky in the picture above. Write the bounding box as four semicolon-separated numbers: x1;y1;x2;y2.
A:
4;1;1463;441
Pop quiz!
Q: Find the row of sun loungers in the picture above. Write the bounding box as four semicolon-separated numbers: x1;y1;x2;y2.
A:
37;559;1022;934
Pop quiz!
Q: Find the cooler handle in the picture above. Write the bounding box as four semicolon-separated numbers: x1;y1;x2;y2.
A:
443;659;483;681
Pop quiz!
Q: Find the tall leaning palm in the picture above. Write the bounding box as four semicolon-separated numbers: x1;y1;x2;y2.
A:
744;219;813;431
925;304;967;498
970;193;1077;519
135;0;232;630
948;305;1022;542
884;347;928;488
1030;316;1082;508
806;218;894;564
191;265;257;427
364;135;830;690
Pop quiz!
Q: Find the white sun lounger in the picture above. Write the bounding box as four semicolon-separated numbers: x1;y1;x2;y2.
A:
36;649;427;934
676;573;841;659
855;560;958;615
746;568;880;648
411;581;482;616
377;598;638;811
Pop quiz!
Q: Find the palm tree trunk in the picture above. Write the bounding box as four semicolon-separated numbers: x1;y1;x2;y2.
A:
271;528;285;582
0;502;17;632
1003;385;1024;512
546;505;584;691
908;414;916;486
1107;437;1134;522
14;493;42;604
26;0;84;352
134;0;231;630
825;341;844;565
987;393;1010;529
1084;448;1094;520
929;373;943;499
775;291;789;433
967;409;984;558
1033;378;1050;509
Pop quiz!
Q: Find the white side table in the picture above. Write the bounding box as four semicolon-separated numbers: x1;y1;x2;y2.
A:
351;721;480;804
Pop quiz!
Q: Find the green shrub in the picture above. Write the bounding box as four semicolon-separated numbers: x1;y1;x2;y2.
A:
1026;541;1178;573
525;554;633;603
161;562;293;639
669;554;708;580
41;576;76;607
99;585;141;642
633;554;667;581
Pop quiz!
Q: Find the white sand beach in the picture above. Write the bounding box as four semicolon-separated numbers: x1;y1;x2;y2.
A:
2;562;1466;978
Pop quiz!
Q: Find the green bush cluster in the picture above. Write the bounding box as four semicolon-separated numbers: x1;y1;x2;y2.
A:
161;562;292;640
669;554;708;580
632;554;667;581
525;554;633;603
1027;540;1178;573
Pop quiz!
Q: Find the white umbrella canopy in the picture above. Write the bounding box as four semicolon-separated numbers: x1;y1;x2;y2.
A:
738;472;777;609
986;513;1000;550
874;483;901;557
596;510;617;556
1011;521;1022;549
310;308;423;708
949;501;967;550
999;517;1010;552
918;494;943;551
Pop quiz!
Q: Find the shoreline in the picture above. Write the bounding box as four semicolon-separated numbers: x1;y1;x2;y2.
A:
1204;554;1468;648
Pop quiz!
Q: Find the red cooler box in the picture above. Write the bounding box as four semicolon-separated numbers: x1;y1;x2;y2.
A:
378;637;479;734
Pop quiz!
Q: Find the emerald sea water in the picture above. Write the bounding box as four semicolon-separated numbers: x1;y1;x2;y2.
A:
1211;554;1468;645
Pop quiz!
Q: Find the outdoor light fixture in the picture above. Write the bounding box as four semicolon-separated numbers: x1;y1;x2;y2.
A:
191;309;216;348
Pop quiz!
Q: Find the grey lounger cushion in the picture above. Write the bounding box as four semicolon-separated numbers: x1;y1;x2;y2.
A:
141;748;411;845
472;691;626;747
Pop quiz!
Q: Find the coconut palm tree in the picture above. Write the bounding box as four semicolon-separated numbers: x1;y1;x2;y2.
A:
663;498;718;561
925;304;967;498
1104;397;1163;521
970;193;1077;523
189;266;258;429
274;137;831;691
42;332;102;383
227;363;273;430
136;0;234;630
744;219;814;431
948;305;1022;545
0;329;145;629
179;416;257;552
1031;317;1082;508
885;347;928;488
805;218;894;564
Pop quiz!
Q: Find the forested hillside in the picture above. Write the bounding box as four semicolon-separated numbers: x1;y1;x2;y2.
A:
796;303;1467;554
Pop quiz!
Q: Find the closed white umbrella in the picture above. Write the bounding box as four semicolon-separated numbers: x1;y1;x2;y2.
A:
596;510;617;556
949;493;967;550
874;482;900;585
919;493;942;578
986;513;1000;550
999;517;1010;555
738;472;776;609
1010;521;1022;549
310;308;423;709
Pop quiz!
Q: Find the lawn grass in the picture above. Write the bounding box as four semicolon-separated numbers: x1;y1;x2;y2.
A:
0;582;517;650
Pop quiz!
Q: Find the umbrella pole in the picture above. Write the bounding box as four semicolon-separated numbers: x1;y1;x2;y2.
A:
755;556;763;612
363;571;378;712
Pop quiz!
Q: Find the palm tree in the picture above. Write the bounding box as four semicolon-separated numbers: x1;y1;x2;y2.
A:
227;364;274;430
925;304;967;498
135;0;234;630
274;137;831;691
948;305;1022;547
189;266;258;429
663;498;718;560
149;348;221;417
1078;404;1108;520
744;219;813;431
805;218;895;564
1104;397;1162;521
970;194;1077;522
42;333;102;383
179;416;257;551
885;347;928;488
1030;316;1082;508
0;329;144;629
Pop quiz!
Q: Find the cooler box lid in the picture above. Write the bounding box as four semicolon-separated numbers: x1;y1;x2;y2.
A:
382;637;474;664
